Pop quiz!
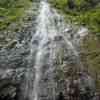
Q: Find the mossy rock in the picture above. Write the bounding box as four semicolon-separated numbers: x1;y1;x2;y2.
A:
81;34;100;90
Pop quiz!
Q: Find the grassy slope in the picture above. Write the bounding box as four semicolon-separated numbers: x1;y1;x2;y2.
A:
0;0;31;30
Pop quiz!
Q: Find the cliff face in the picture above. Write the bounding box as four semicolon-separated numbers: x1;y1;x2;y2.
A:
0;0;99;100
0;1;37;99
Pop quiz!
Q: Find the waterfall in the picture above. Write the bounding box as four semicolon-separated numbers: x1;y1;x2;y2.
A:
30;1;58;100
26;0;89;100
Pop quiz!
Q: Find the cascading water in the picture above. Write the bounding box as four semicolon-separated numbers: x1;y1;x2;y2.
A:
30;1;58;100
24;0;94;100
31;1;55;100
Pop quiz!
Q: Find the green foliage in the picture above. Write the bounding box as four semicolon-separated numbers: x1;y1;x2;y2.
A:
0;0;31;30
76;8;100;35
74;0;87;10
49;0;100;37
75;0;84;6
49;0;68;10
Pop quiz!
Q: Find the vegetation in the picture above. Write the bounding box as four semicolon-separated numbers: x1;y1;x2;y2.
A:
0;0;32;30
82;34;100;90
49;0;100;37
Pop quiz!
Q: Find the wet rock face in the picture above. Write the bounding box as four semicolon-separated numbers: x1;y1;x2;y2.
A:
56;71;95;100
0;23;92;100
54;35;63;41
0;82;17;100
0;30;34;99
0;47;33;100
0;1;96;100
53;34;96;100
0;6;42;100
0;5;37;100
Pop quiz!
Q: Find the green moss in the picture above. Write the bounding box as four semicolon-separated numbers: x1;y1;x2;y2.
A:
75;0;84;6
49;0;68;10
74;8;100;34
82;35;100;90
0;0;32;30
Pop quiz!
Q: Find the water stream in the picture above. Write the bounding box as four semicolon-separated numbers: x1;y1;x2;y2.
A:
30;1;58;100
29;0;87;100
